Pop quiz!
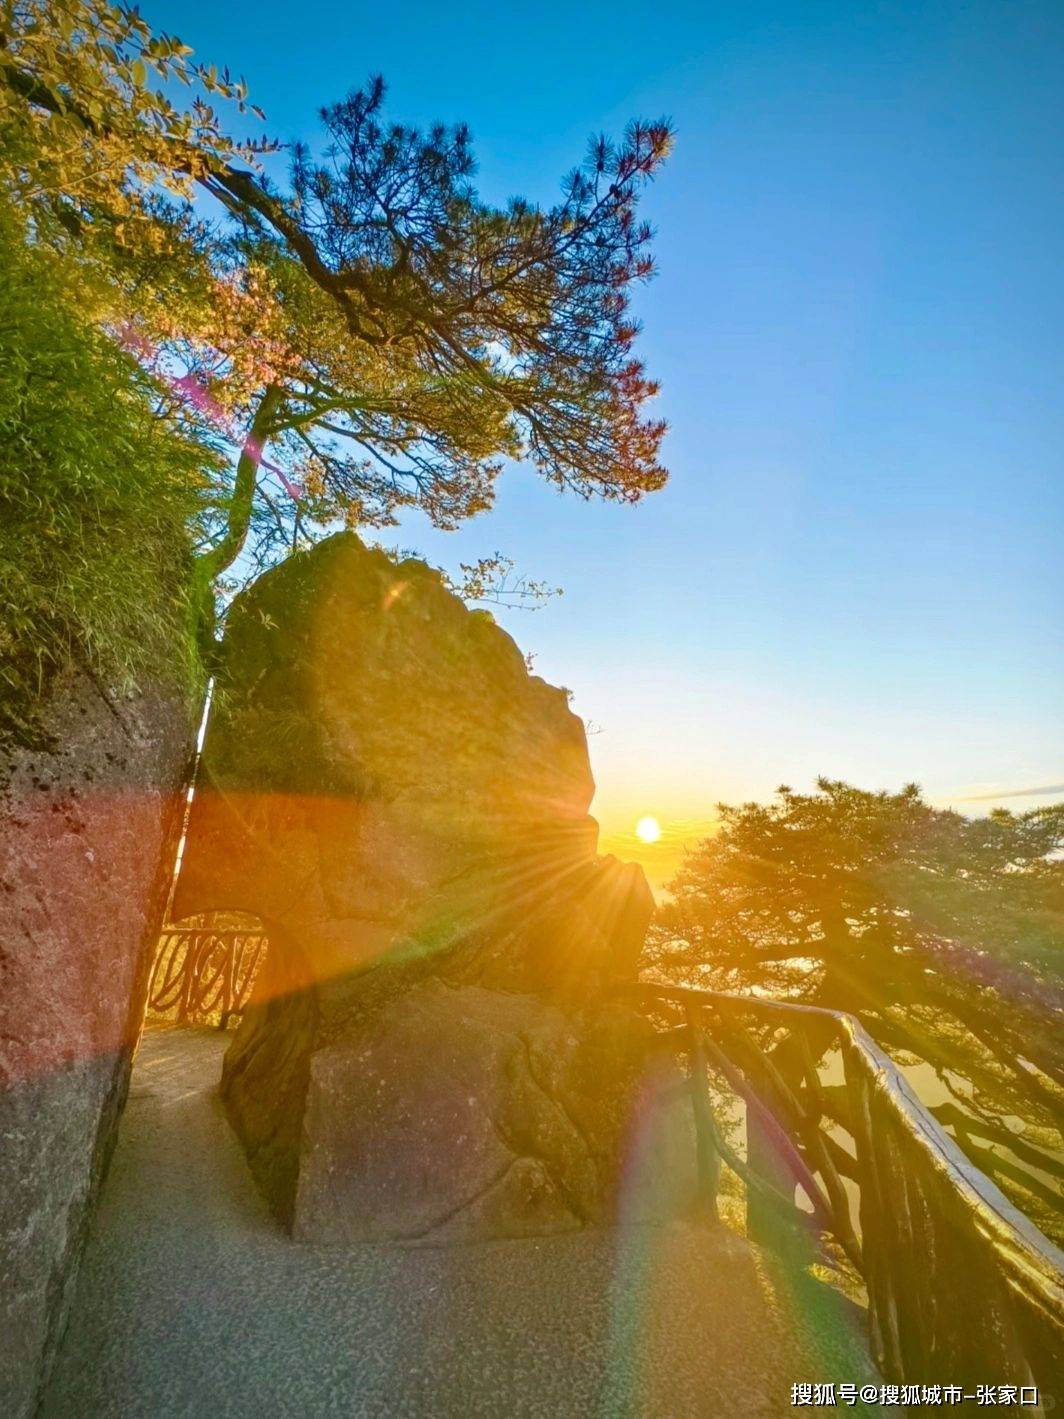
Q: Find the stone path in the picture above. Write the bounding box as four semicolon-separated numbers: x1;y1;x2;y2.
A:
43;1027;882;1418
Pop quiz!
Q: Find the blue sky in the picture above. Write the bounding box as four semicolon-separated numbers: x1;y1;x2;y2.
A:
150;0;1063;882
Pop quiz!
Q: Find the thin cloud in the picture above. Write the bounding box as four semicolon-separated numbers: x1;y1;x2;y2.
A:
960;784;1064;802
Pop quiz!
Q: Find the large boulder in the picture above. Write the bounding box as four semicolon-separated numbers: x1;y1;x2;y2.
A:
285;984;692;1243
0;665;193;1418
176;535;669;1236
175;534;649;998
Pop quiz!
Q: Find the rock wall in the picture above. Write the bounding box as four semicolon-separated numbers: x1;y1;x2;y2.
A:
176;535;673;1237
0;664;194;1418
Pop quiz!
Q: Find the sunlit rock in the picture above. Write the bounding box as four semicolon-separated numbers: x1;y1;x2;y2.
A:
176;534;677;1236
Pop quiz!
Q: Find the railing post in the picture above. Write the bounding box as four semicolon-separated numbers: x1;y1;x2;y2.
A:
746;1103;817;1260
219;935;237;1030
176;933;195;1023
684;1007;720;1221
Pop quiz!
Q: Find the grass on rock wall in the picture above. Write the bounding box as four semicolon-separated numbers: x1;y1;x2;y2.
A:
0;215;217;745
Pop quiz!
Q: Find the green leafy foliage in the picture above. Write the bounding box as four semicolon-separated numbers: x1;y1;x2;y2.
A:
3;5;672;607
0;209;218;741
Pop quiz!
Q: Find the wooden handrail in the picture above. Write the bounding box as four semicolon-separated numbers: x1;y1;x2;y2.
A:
619;981;1064;1407
148;927;267;1027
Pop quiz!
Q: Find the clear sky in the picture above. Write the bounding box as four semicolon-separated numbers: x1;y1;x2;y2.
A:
149;0;1063;888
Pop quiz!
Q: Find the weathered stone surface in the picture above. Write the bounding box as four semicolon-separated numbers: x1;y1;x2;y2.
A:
176;534;663;1238
175;534;651;999
0;663;193;1418
288;984;694;1243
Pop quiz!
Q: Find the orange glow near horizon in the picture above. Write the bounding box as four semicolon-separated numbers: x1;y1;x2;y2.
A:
595;808;719;899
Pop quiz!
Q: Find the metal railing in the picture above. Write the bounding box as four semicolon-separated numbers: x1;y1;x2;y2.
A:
147;927;267;1027
626;982;1064;1407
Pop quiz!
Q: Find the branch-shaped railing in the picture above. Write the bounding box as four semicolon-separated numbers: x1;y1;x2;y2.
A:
625;983;1064;1408
147;927;267;1027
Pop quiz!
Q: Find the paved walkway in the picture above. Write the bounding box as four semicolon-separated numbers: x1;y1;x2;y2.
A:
43;1027;881;1418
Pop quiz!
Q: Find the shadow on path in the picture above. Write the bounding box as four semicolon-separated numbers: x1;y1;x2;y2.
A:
42;1027;881;1418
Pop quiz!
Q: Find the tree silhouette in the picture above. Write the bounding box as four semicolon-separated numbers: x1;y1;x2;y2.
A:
649;780;1064;1235
1;10;672;647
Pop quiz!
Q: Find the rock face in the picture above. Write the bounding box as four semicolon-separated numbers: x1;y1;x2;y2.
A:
176;535;672;1237
0;664;193;1418
230;982;695;1244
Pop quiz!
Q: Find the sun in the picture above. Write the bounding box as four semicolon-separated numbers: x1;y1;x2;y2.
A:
635;815;662;844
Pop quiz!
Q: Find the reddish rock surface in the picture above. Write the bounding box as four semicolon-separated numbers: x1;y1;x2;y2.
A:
0;665;193;1417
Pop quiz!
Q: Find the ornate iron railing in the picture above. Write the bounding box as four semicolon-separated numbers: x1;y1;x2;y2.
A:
147;927;267;1027
627;982;1064;1408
